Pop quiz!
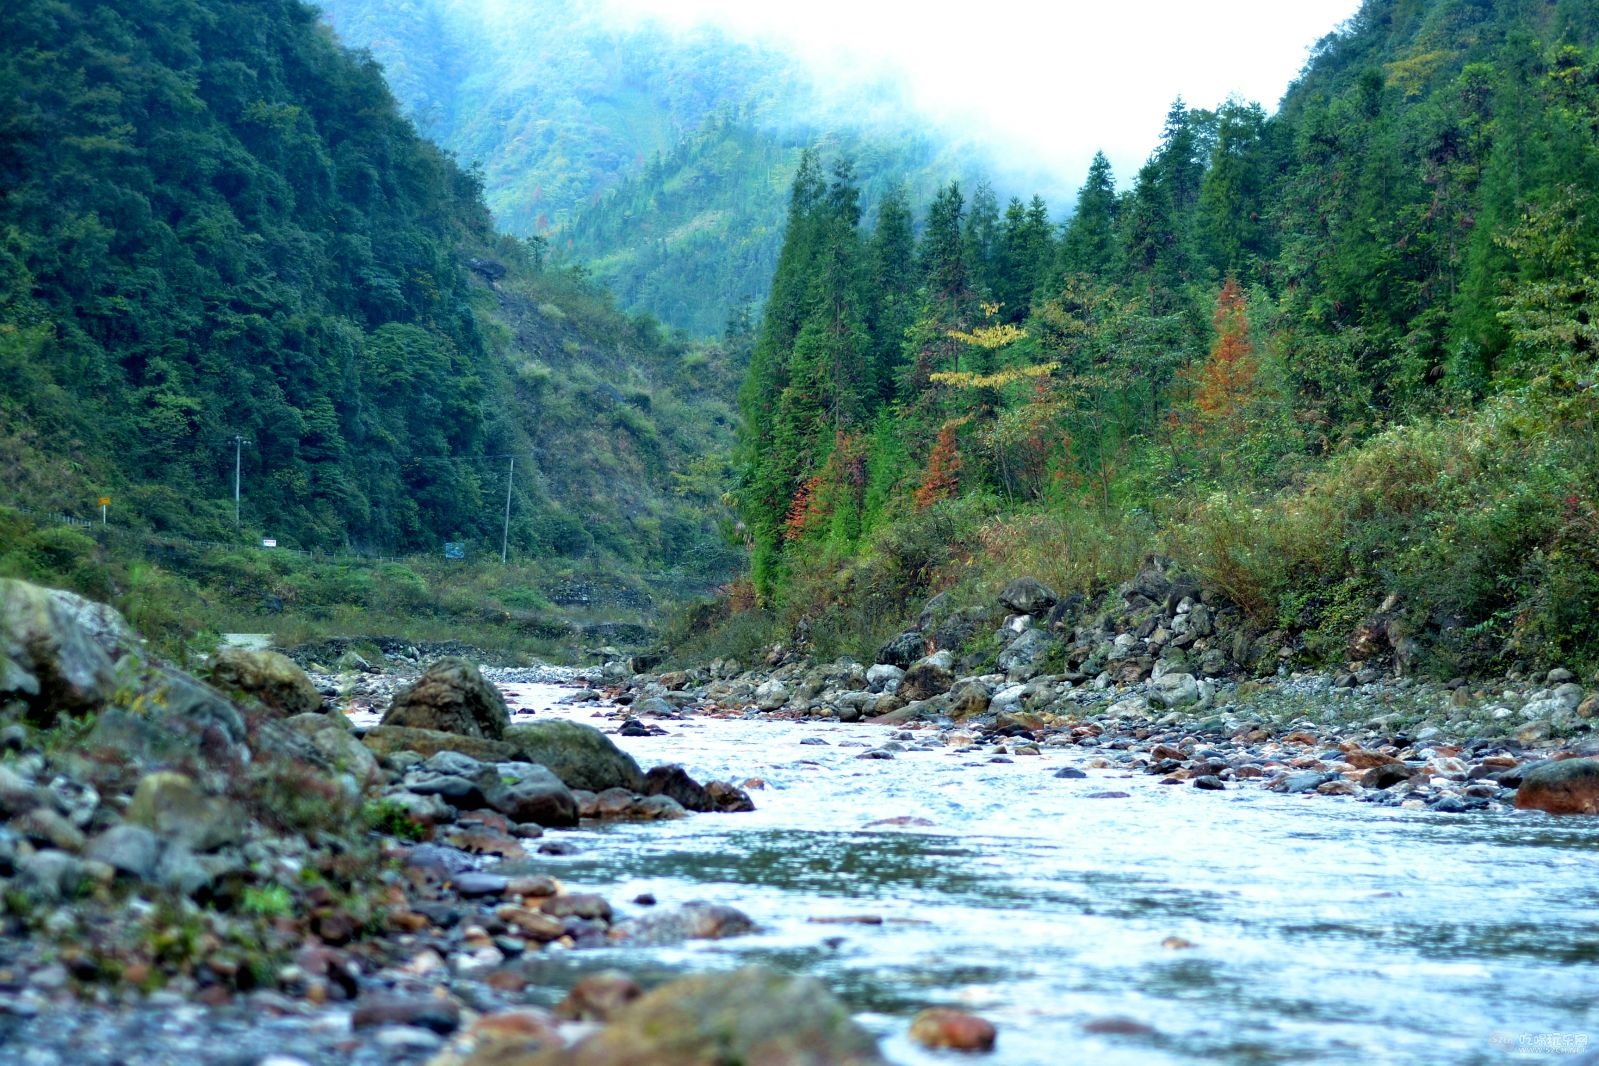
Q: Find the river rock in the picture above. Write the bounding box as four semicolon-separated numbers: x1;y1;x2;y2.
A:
877;630;926;668
352;998;462;1035
1515;759;1599;814
641;764;713;812
84;825;163;882
381;658;509;739
204;648;321;717
0;579;131;722
999;578;1058;616
900;652;955;702
613;900;756;945
525;966;884;1065
909;1007;998;1053
285;713;379;787
754;679;790;711
125;772;244;852
1149;672;1201;709
946;679;992;720
362;726;517;763
484;764;578;827
504;721;645;792
553;971;644;1022
998;629;1054;682
0;766;40;817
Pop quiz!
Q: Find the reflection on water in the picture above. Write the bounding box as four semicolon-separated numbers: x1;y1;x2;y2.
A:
500;686;1599;1064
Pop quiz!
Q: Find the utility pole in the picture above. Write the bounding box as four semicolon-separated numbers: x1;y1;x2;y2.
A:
230;435;251;530
501;455;514;564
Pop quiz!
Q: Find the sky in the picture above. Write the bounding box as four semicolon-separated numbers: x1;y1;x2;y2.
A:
598;0;1365;197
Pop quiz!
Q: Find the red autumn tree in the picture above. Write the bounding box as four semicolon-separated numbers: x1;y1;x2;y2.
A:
914;421;963;509
1191;275;1258;435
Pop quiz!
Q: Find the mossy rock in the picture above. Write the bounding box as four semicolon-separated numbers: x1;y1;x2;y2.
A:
504;720;643;792
205;647;321;717
517;966;884;1065
361;725;516;763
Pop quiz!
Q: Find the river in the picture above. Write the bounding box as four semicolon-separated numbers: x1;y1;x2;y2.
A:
500;682;1599;1065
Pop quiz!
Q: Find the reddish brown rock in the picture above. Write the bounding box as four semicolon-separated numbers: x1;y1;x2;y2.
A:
909;1007;998;1053
1515;758;1599;814
552;971;644;1022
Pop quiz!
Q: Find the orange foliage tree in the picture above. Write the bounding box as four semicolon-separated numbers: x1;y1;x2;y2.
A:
914;420;964;509
1191;275;1258;436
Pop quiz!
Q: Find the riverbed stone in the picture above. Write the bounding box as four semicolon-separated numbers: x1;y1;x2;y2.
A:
362;726;517;763
877;631;926;668
1149;671;1201;709
0;579;127;722
125;772;244;852
641;764;713;812
1515;759;1599;814
947;679;992;720
204;648;321;718
484;763;578;828
381;658;510;739
524;966;884;1065
909;1007;998;1053
900;652;955;702
998;629;1054;682
285;713;380;787
613;900;756;945
754;679;790;711
504;720;645;792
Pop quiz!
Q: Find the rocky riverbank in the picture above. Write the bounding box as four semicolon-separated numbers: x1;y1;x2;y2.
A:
4;571;1599;1065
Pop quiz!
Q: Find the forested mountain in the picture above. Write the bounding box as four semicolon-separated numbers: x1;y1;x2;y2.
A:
735;0;1599;675
0;0;738;578
314;0;1006;336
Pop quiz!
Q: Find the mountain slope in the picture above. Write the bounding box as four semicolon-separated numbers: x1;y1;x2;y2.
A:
0;0;737;586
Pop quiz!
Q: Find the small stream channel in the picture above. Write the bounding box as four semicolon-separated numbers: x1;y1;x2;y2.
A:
505;683;1599;1065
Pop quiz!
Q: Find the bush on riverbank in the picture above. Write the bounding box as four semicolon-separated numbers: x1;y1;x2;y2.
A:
673;385;1599;680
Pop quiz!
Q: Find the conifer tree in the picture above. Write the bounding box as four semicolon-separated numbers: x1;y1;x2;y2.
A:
1058;152;1119;281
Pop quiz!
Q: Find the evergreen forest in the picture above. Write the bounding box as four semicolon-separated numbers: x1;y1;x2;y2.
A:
728;0;1599;677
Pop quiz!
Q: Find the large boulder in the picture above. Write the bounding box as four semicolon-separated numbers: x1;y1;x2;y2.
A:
205;648;321;717
504;720;644;792
1515;759;1599;814
899;651;955;702
1149;671;1201;710
518;966;884;1066
999;578;1058;617
0;579;131;721
381;658;510;739
876;630;925;669
997;628;1054;682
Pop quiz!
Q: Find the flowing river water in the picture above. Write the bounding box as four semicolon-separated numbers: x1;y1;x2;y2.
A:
500;682;1599;1066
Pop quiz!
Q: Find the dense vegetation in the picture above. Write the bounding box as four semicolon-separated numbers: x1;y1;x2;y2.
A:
725;0;1599;678
0;0;741;647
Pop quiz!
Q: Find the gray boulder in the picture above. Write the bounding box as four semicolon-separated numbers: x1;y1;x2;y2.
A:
504;720;645;792
485;762;578;827
1149;672;1201;709
0;579;124;721
641;764;713;812
998;629;1054;682
124;772;244;852
999;578;1058;616
899;651;955;702
381;657;510;739
85;825;163;882
205;648;321;717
